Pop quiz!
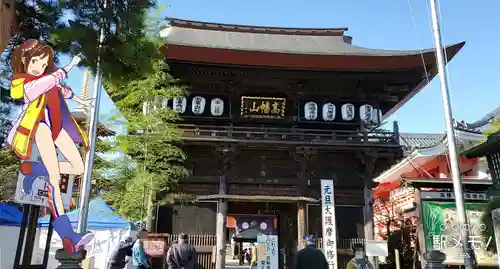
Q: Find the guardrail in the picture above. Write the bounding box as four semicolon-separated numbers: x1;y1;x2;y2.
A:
178;124;400;146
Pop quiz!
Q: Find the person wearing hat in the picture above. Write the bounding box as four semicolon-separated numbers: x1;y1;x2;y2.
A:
346;244;374;269
107;237;134;269
293;235;329;269
132;229;150;269
166;233;197;269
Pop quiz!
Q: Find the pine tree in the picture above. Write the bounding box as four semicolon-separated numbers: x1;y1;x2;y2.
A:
98;60;190;221
1;0;161;89
0;104;19;200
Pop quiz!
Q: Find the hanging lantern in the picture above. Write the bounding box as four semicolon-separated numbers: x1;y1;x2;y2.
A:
191;96;206;115
161;97;169;109
371;108;383;125
304;101;318;121
142;101;152;115
359;104;373;123
322;102;336;121
341;103;355;121
153;96;163;111
173;96;187;114
211;98;224;116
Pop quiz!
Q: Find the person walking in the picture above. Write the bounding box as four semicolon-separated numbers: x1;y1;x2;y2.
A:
293;235;329;269
346;244;374;269
132;229;150;269
166;233;197;269
108;237;134;269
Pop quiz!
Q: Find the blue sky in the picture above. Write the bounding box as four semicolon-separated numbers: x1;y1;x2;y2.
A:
63;0;499;134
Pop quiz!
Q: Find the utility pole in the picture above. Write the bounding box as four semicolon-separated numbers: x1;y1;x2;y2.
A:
428;0;476;268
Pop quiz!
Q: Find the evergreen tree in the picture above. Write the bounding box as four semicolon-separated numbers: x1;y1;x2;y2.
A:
98;60;190;221
0;104;19;200
1;0;161;89
484;117;500;137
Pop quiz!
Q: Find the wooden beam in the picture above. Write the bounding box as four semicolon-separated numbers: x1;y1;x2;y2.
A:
227;177;300;185
169;63;424;82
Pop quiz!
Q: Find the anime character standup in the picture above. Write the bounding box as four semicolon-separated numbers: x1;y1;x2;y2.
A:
7;39;95;255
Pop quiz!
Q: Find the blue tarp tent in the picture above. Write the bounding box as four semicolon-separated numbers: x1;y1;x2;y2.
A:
0;203;23;226
39;199;135;230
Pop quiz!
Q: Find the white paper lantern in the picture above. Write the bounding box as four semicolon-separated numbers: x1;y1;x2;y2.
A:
211;98;224;116
161;97;169;109
173;96;187;114
304;102;318;120
341;103;355;121
152;96;162;111
371;108;383;125
191;96;206;115
322;102;336;121
142;101;152;115
359;104;373;123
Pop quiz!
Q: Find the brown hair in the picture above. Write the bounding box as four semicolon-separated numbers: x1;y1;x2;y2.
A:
11;39;55;75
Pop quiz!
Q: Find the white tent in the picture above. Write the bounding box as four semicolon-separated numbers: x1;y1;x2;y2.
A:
0;203;36;269
36;199;137;269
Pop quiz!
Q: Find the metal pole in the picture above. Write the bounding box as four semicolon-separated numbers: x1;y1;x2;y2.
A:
395;249;401;269
77;0;107;233
428;0;476;268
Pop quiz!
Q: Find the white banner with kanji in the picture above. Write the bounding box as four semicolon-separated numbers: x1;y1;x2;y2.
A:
321;179;337;269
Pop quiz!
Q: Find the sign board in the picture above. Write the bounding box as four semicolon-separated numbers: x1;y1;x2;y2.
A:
422;201;496;265
321;179;338;269
266;235;279;269
421;191;488;201
144;239;166;257
365;240;388;257
14;148;73;209
257;235;268;269
240;96;286;119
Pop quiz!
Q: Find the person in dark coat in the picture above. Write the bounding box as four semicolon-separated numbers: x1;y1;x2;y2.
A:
293;235;329;269
166;233;197;269
108;237;134;269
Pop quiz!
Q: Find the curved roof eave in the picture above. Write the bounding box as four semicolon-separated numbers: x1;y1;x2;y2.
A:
161;26;465;58
374;129;484;183
463;106;500;130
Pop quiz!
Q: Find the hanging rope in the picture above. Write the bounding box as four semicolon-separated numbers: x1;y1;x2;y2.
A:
406;0;431;83
435;0;455;104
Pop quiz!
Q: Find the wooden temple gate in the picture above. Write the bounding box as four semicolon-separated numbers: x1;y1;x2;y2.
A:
148;17;462;269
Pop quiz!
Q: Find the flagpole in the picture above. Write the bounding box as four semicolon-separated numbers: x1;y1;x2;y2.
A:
428;0;476;268
77;0;107;233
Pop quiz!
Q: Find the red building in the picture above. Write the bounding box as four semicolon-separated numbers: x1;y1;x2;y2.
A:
373;109;499;266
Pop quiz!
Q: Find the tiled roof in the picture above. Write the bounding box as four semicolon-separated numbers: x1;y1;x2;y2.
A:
165;18;464;57
397;107;500;153
399;133;444;151
454;106;500;133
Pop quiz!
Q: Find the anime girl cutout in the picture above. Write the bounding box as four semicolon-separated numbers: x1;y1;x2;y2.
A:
8;39;95;255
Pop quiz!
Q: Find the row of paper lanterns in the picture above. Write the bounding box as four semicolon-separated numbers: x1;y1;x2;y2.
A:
303;102;382;124
143;96;382;124
143;96;226;116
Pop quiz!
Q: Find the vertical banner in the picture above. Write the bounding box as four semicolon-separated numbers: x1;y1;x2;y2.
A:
321;179;338;269
492;208;500;267
266;235;279;269
257;235;268;269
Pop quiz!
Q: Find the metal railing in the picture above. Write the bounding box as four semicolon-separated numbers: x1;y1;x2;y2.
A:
178;124;400;146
